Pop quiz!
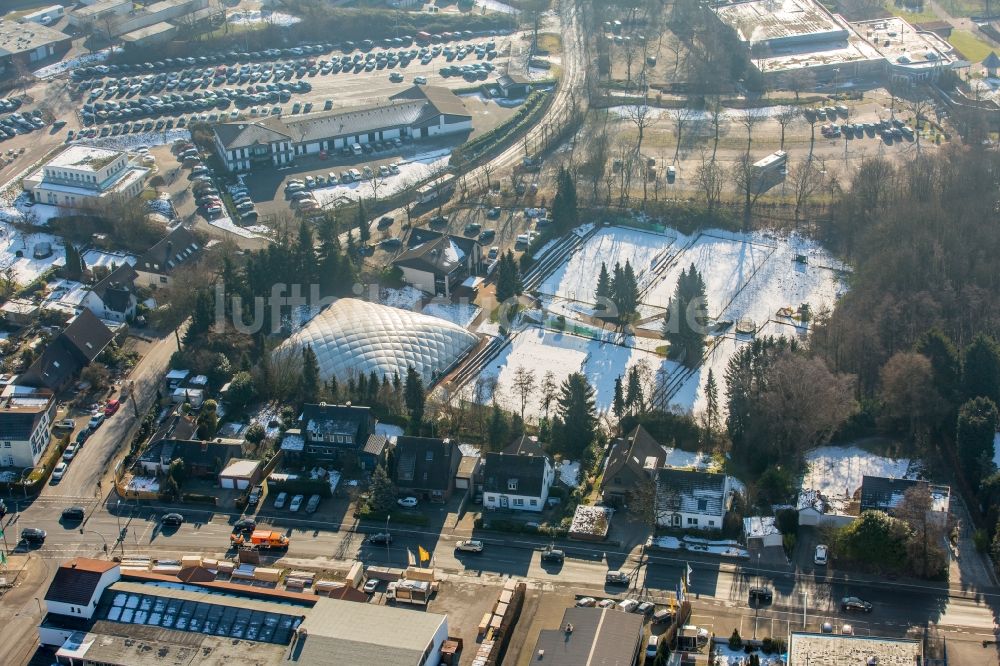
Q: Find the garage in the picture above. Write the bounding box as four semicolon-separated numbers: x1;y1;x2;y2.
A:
219;458;261;490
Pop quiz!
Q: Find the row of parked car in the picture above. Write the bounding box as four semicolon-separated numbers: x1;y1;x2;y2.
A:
272;491;322;514
51;400;120;481
79;82;312;126
0;110;46;141
822;117;915;142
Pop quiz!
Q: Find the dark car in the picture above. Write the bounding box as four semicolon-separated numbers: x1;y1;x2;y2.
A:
21;527;46;544
368;532;392;545
540;547;565;563
76;428;92;444
841;596;872;613
161;513;184;526
749;587;773;604
233;518;256;532
62;506;86;521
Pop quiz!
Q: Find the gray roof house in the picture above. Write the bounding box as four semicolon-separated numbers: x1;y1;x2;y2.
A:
654;468;732;531
482;450;555;513
392;436;462;501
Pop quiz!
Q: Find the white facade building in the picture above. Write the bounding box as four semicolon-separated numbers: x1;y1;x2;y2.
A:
654;468;732;530
0;385;56;468
23;146;148;208
482;451;555;512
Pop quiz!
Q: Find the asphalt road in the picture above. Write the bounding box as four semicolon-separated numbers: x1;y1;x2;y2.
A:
10;498;998;653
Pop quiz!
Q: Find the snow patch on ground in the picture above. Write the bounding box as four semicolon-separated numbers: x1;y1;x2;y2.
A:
557;459;580;486
313;150;450;206
800;445;919;513
209;216;265;239
0;223;64;284
662;447;717;471
33;48;118;79
228;10;302;26
421;301;480;328
476;0;520;14
712;645;786;665
249;405;283;438
459;443;481;457
380;285;425;310
74;129;191;152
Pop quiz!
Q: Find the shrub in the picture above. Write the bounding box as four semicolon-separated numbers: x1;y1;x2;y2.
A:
729;629;742;650
245;423;266;444
182;493;217;505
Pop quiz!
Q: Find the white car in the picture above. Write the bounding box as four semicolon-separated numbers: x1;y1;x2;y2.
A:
575;597;597;607
618;599;640;613
52;462;68;481
597;599;616;608
814;544;829;566
363;578;379;594
414;76;428;85
455;539;484;553
62;444;78;461
397;497;418;508
273;492;288;509
289;494;304;512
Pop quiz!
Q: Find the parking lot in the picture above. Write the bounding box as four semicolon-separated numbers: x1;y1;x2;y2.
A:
67;31;523;142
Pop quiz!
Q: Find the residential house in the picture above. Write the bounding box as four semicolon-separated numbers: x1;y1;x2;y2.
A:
654;468;731;530
21;309;115;391
860;475;951;526
482;450;555;512
133;227;202;289
504;434;545;457
392;228;482;297
0;385;56;468
600;425;665;509
392;436;462;502
81;263;138;322
298;403;388;471
455;455;481;495
137;438;244;478
39;558;120;649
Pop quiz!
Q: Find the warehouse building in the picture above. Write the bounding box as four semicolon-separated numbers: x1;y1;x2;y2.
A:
713;0;955;84
213;86;471;173
0;18;71;73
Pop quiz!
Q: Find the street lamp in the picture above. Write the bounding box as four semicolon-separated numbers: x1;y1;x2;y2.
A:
802;589;808;628
385;514;390;563
81;529;109;555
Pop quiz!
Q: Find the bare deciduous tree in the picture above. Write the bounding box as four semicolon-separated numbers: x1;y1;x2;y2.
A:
512;366;536;422
790;155;827;224
670;106;698;164
626;98;657;159
896;483;949;579
706;96;725;160
695;149;725;212
737;106;767;152
775;106;800;151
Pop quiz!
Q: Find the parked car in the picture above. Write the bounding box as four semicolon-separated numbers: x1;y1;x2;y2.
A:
575;597;597;607
397;496;418;508
646;635;659;659
749;587;773;604
52;462;68;481
75;429;91;445
455;539;484;553
636;601;656;617
55;418;76;430
814;544;829;566
596;599;616;609
305;494;321;514
618;599;640;613
104;399;120;416
841;596;872;613
368;532;392;545
541;547;565;563
88;412;105;428
289;494;304;512
652;608;674;624
273;492;288;509
363;578;380;593
161;513;184;526
62;444;78;461
62;506;85;521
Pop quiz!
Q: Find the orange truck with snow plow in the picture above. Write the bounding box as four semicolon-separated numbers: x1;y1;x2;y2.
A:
231;530;289;550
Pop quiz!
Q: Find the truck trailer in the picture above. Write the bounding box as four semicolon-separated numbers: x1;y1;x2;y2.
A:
231;530;289;550
386;579;436;606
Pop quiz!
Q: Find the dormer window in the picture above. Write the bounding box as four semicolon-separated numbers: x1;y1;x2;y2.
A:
697;499;707;512
508;479;518;491
425;451;433;462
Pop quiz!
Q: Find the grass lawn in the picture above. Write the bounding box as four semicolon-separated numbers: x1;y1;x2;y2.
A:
935;0;987;16
949;30;996;62
887;3;941;22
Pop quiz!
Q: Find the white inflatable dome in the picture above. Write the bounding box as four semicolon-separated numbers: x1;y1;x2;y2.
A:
278;298;478;384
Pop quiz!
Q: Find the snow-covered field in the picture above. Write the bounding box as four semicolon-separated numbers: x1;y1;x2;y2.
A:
313;150;450;206
532;225;846;416
538;226;675;303
209;216;266;239
0;198;63;227
800;445;920;512
380;285;425;310
474;325;674;420
72;130;191;152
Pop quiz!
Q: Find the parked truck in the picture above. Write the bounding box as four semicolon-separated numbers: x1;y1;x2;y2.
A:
386;579;437;606
676;625;710;652
231;530;289;550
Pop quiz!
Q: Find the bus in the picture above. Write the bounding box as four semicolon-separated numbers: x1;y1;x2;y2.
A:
416;173;455;204
751;150;787;190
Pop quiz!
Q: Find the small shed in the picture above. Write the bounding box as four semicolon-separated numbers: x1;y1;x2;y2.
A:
172;386;204;408
982;51;1000;78
495;73;531;99
1;299;40;327
218;458;262;489
743;515;783;548
165;368;189;390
